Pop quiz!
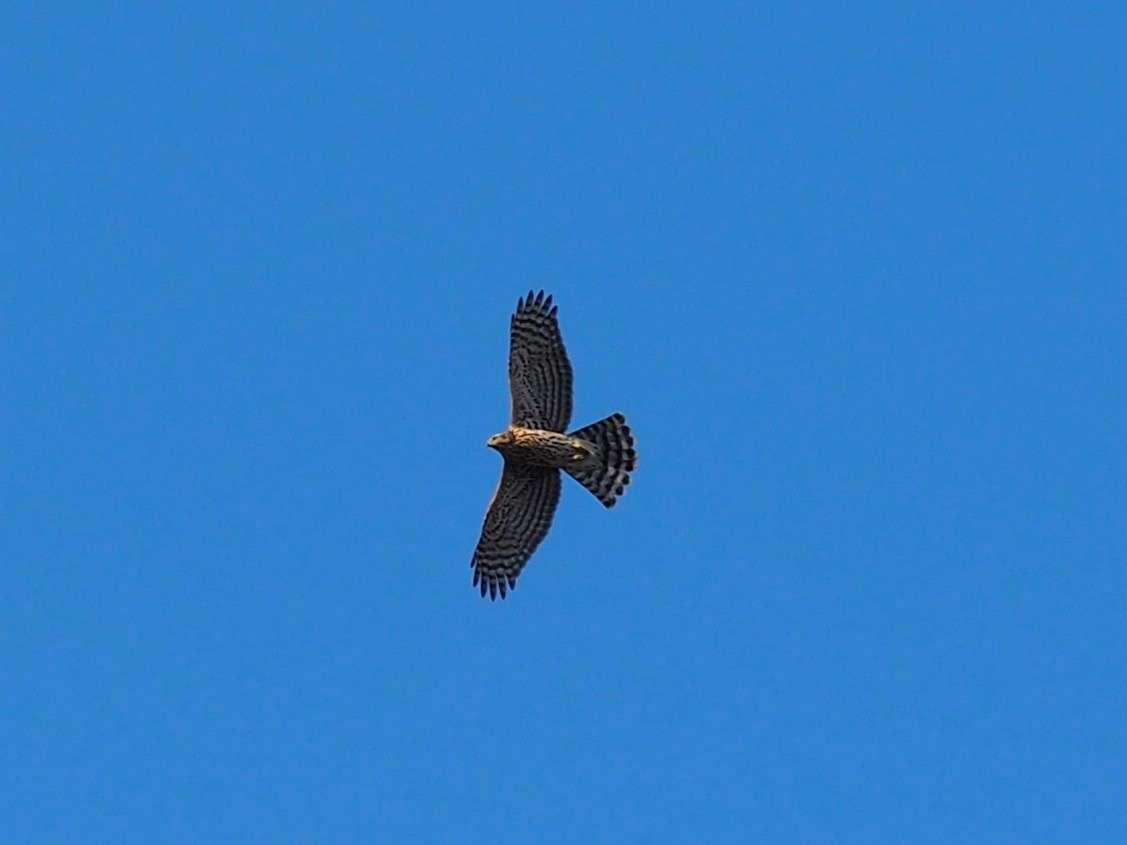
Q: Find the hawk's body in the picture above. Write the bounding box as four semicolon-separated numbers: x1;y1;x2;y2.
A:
472;291;637;599
497;427;578;467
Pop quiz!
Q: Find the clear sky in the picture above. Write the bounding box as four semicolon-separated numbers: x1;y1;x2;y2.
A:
3;3;1125;842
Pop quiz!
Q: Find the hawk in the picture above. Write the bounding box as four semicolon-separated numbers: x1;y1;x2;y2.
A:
472;290;637;600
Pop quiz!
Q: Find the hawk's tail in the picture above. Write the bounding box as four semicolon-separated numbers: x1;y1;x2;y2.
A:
565;413;637;508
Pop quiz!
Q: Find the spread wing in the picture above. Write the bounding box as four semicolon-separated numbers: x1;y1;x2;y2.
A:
508;290;573;431
472;461;562;600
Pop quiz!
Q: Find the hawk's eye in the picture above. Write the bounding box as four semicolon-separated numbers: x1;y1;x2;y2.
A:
571;453;585;462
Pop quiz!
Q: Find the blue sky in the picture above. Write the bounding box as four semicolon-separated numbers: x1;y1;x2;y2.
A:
3;3;1125;842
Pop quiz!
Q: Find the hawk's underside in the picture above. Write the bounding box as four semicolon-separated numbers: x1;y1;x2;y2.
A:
471;291;637;600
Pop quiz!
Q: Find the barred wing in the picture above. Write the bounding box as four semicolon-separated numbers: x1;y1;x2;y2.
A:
472;461;562;600
509;290;573;431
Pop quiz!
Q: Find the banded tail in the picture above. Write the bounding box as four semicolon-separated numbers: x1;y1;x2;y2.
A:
564;413;637;508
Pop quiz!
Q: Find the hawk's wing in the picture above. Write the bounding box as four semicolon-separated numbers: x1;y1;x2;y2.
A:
472;461;562;600
508;290;573;431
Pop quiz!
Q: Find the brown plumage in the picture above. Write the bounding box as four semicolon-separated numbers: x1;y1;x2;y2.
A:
471;291;637;600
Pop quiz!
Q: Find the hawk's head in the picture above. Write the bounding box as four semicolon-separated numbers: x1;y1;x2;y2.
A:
487;430;513;450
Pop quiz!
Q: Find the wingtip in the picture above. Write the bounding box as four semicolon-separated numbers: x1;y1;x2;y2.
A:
514;289;559;317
